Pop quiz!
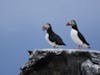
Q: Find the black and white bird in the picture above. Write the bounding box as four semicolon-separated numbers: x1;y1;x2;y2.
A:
42;23;66;48
66;20;90;49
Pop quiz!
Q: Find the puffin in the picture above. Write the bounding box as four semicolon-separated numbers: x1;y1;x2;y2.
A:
66;20;90;49
42;23;66;48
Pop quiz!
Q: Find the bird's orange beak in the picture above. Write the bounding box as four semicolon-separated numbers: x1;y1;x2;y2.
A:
42;25;47;31
42;25;45;31
66;22;70;26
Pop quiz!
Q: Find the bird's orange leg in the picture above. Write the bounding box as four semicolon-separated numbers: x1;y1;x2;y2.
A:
77;45;82;50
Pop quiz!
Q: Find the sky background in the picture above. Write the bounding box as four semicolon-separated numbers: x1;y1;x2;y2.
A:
0;0;100;75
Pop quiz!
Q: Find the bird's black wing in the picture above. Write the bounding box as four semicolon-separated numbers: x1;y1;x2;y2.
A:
78;32;90;45
49;33;66;45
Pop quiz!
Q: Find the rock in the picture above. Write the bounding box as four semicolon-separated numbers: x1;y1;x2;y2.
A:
81;59;100;75
19;49;100;75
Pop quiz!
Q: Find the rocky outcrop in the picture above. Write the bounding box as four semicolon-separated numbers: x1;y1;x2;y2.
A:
19;49;100;75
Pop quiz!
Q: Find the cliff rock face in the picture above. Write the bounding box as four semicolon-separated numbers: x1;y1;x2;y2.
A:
19;49;100;75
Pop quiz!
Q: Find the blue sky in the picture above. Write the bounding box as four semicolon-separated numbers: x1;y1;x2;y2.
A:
0;0;100;75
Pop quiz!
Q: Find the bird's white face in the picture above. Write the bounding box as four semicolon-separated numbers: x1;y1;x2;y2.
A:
42;23;51;31
66;20;77;27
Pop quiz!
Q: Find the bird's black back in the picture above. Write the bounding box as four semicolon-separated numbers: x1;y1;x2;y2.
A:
47;28;66;45
72;25;90;46
78;31;90;45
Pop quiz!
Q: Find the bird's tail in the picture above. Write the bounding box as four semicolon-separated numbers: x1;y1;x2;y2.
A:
83;44;90;49
63;43;66;46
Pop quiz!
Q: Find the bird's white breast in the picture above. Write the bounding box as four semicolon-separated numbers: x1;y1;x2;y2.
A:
71;29;83;46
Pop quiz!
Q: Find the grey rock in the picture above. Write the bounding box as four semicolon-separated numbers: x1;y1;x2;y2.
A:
19;49;100;75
